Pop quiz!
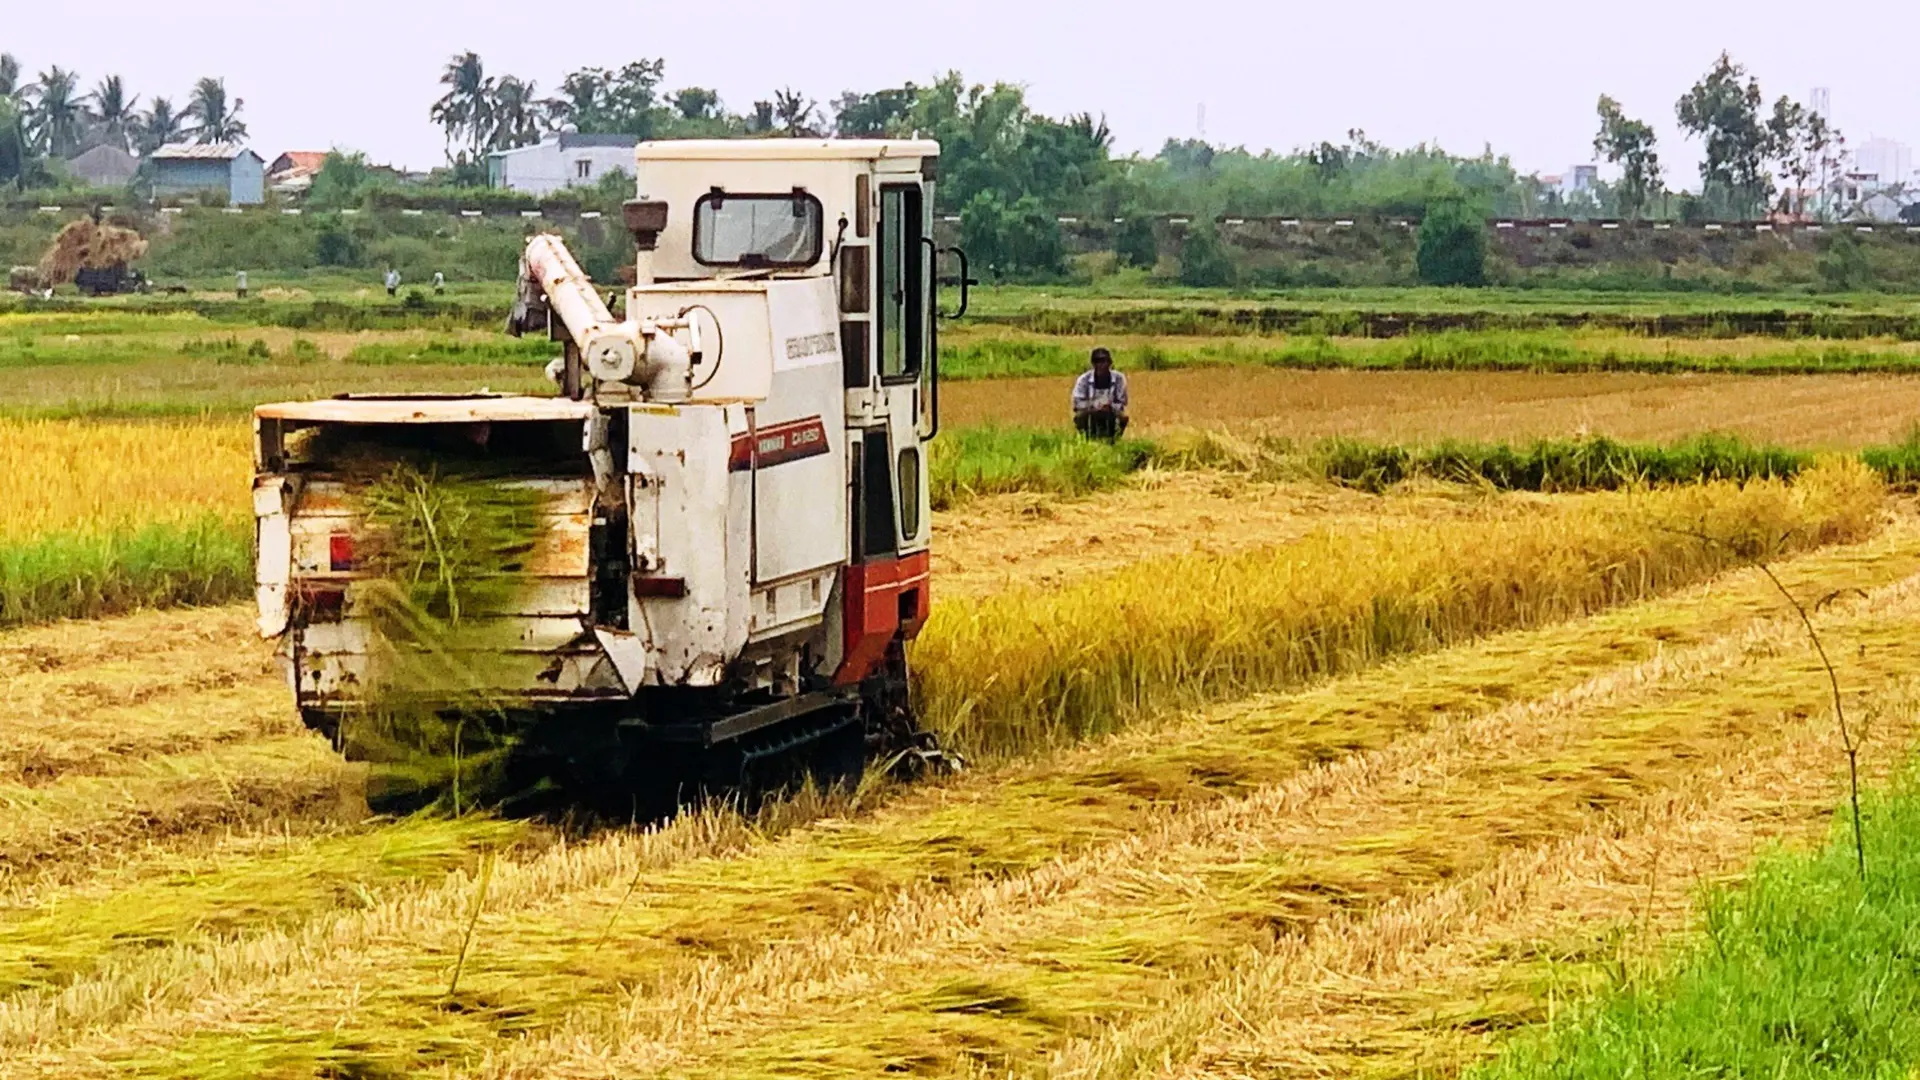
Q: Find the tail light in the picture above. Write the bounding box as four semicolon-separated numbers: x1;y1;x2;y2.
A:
329;533;355;572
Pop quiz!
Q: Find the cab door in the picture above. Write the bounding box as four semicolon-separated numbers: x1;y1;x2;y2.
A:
874;180;933;558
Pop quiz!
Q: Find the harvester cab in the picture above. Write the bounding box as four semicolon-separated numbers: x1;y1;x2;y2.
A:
252;139;964;806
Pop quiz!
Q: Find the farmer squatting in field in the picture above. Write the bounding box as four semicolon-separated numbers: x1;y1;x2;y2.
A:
1072;346;1130;439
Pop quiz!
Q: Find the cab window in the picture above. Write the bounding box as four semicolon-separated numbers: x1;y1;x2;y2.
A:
693;193;824;267
878;185;929;382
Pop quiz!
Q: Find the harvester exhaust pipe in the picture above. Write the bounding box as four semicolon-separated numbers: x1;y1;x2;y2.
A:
623;200;669;288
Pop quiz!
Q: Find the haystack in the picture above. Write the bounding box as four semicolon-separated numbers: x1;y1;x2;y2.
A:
37;220;149;286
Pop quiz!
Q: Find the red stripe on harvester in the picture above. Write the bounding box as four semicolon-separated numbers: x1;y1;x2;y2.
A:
729;417;830;472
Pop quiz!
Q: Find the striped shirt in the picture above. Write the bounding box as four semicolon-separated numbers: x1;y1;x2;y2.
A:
1071;369;1129;415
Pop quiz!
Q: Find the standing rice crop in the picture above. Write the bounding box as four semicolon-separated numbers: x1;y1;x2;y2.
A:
0;418;251;625
913;459;1883;758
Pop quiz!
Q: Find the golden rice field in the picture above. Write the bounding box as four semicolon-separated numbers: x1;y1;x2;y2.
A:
1;456;1912;1076
11;303;1920;1074
0;420;251;543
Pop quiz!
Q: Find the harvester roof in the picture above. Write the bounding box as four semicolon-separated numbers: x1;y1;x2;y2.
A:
635;139;939;163
254;395;593;424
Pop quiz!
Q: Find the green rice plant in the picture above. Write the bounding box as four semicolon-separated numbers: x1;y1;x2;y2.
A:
927;425;1159;509
1476;765;1920;1079
345;337;555;366
339;465;550;811
1859;425;1920;488
1312;433;1812;493
0;514;250;626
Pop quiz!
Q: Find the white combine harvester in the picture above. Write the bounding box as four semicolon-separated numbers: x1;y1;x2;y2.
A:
251;139;968;805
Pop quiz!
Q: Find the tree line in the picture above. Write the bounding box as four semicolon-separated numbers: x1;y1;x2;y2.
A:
4;46;1912;285
0;52;246;185
1594;51;1864;223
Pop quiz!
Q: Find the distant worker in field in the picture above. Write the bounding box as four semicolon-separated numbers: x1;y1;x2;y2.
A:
235;269;248;299
1071;347;1130;439
433;271;445;295
385;268;401;297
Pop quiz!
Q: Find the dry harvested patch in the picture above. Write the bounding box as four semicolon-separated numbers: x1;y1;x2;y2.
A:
0;736;358;884
0;479;1532;1001
5;512;1914;1078
511;570;1920;1079
0;816;525;998
1053;701;1898;1080
0;608;285;785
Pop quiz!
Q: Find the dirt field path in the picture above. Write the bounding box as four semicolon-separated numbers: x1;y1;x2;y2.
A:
3;511;1915;1077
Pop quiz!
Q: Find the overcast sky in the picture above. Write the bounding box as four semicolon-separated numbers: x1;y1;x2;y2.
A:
6;0;1915;186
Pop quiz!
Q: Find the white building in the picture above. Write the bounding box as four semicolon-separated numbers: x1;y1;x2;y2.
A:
1853;137;1914;192
487;133;639;195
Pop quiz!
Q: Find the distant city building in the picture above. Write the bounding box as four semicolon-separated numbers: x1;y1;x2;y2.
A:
64;144;139;189
149;144;266;205
486;133;638;195
1853;137;1913;192
1561;164;1599;197
1849;187;1908;223
1536;164;1599;204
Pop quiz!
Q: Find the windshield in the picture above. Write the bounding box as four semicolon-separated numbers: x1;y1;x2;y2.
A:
694;194;824;267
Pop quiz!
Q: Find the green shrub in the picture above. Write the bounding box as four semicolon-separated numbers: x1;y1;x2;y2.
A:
1817;231;1874;292
1177;222;1236;287
1416;197;1489;286
1113;216;1159;270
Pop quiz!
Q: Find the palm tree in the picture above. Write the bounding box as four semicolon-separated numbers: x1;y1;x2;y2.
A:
548;67;608;131
0;96;28;188
430;52;492;158
1066;112;1114;154
137;97;185;155
773;88;820;137
90;74;139;152
484;76;545;151
186;77;247;144
29;67;85;157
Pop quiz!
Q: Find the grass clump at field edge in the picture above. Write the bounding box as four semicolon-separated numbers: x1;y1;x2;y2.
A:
1307;432;1810;493
929;425;1158;509
1477;765;1920;1079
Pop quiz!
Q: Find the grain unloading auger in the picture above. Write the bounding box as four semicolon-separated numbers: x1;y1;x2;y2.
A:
251;140;970;810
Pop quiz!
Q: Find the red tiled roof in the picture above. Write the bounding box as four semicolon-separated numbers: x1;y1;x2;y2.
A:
270;151;328;177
